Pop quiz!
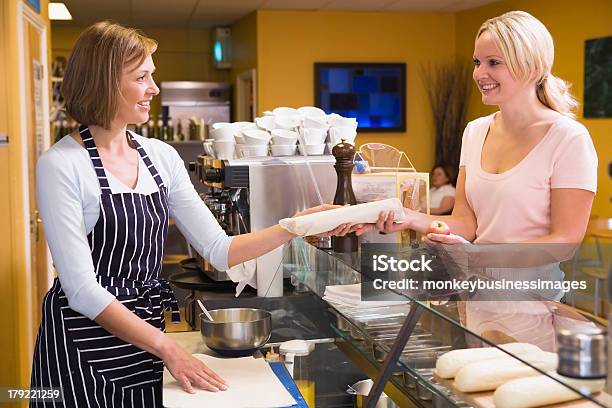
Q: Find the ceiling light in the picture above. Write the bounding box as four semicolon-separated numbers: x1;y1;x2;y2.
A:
48;2;72;20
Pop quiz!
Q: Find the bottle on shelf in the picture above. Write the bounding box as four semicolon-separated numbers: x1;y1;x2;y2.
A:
167;119;174;142
155;116;163;140
146;119;155;138
176;119;185;141
199;118;206;140
161;123;168;141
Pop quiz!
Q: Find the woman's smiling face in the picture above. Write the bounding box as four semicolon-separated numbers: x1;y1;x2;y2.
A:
472;32;527;107
115;54;159;126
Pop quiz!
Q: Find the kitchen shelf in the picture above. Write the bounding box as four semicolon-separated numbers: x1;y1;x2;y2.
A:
283;238;610;408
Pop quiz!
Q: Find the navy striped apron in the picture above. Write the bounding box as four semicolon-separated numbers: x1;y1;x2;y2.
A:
30;126;180;407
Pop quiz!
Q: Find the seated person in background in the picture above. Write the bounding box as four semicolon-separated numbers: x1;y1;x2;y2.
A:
429;164;456;215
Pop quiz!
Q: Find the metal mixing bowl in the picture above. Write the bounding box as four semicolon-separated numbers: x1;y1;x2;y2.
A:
200;308;272;357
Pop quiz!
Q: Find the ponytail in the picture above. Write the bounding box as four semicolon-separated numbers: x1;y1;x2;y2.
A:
536;74;578;119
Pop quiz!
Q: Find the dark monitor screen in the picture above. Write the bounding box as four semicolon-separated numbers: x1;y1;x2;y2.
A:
315;63;406;132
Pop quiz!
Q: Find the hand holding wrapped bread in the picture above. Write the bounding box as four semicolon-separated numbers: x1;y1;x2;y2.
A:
279;198;405;236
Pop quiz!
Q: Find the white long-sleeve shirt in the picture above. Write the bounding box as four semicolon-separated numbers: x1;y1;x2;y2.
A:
36;133;233;320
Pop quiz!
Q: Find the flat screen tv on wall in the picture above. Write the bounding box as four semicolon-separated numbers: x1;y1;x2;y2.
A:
315;63;406;132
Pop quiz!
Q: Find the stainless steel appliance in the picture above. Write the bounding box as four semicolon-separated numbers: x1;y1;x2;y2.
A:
161;81;231;138
191;154;337;290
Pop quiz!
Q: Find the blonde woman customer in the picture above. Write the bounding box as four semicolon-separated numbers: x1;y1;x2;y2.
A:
30;21;348;407
356;11;597;349
429;165;456;215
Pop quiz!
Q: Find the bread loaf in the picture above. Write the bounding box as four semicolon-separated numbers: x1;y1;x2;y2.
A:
454;351;558;392
494;373;605;408
434;342;541;379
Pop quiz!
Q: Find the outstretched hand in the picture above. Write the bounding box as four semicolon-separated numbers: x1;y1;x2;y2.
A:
162;339;228;393
352;210;411;236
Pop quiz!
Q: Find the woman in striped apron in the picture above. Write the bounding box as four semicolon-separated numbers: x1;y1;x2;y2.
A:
30;22;348;407
31;125;188;406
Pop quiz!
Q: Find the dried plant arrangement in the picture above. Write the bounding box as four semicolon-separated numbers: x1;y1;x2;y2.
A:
421;61;472;176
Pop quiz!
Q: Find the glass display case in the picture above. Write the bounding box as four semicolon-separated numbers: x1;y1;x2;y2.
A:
283;238;611;408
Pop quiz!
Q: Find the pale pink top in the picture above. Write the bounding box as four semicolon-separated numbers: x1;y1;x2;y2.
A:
460;113;598;244
460;113;598;347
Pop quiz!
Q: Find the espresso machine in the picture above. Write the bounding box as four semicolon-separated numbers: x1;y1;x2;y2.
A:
191;154;337;295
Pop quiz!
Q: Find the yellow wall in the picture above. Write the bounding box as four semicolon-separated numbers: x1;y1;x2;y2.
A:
253;5;610;216
230;12;258;119
455;0;612;217
51;25;231;118
256;10;456;173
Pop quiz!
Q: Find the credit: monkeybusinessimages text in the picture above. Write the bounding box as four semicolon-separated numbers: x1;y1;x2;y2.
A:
371;278;586;294
370;254;587;294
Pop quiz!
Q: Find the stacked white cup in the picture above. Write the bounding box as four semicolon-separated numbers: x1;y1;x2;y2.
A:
270;129;298;156
327;114;357;152
210;122;237;160
245;106;358;157
297;107;328;155
240;128;270;158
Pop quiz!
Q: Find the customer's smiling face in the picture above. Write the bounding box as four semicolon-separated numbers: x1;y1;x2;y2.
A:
472;32;526;107
115;54;159;126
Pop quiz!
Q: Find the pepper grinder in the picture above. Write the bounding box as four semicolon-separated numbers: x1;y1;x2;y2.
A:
331;139;358;253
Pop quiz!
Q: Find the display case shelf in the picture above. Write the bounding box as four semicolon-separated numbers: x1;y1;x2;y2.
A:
284;238;610;408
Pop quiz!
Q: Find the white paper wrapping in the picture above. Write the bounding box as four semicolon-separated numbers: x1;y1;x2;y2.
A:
279;198;405;236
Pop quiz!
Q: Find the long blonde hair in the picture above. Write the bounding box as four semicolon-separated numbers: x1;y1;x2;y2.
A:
476;11;578;118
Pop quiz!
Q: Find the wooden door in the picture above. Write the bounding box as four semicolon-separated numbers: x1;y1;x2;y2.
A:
23;14;50;335
0;0;19;389
237;69;257;121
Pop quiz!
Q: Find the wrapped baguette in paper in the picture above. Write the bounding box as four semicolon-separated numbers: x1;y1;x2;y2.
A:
279;198;405;236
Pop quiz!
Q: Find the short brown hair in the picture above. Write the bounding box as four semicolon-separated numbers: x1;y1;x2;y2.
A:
61;21;157;129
